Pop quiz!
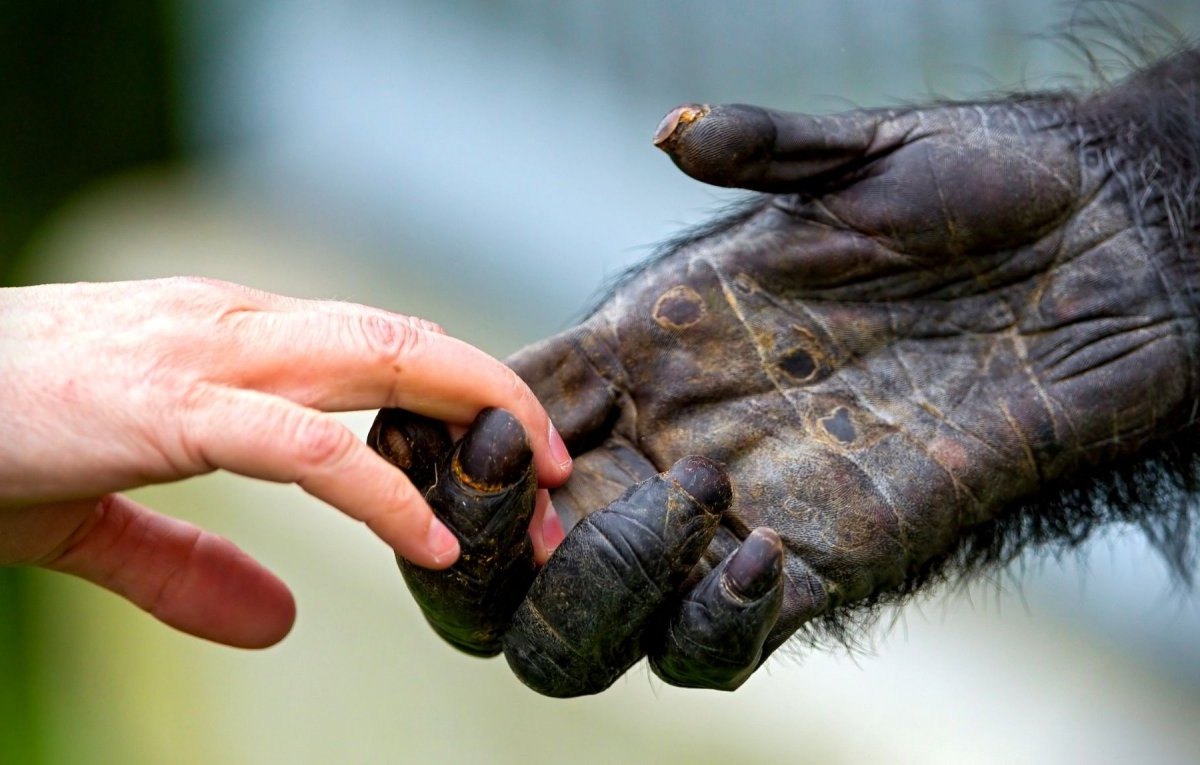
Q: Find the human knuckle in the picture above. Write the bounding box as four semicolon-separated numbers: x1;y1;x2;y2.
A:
160;276;242;306
356;314;422;364
135;353;204;417
164;275;226;291
173;377;216;415
366;480;422;533
147;277;257;332
411;316;445;335
169;386;218;472
390;474;423;511
290;413;353;467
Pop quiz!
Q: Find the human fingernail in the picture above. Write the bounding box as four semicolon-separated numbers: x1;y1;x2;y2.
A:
548;422;572;471
427;520;460;565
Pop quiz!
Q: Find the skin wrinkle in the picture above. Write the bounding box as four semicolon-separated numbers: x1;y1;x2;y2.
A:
922;247;1039;300
1045;323;1174;382
1104;134;1200;411
523;602;586;661
974;104;993;143
104;506;162;597
36;497;111;569
146;525;203;621
922;130;960;256
1024;244;1064;324
595;317;643;444
758;276;849;360
918;389;1009;466
170;383;223;478
1027;312;1156;360
1007;128;1077;193
1076;416;1163;453
670;614;718;653
705;254;809;424
883;342;986;510
74;499;135;582
774;537;826;611
1007;319;1074;440
997;399;1042;487
835;449;911;558
608;511;670;555
589;522;651;599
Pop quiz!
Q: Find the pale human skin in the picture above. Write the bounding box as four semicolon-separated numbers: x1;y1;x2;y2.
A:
0;277;572;648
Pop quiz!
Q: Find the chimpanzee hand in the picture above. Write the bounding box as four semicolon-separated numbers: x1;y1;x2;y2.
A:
374;55;1199;696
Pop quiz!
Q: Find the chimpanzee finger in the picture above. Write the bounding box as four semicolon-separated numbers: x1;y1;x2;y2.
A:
653;103;895;193
502;456;730;697
648;527;784;691
506;323;621;457
368;407;451;492
369;407;539;657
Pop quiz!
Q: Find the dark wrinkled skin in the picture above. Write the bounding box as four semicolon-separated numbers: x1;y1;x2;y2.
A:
370;408;539;656
372;50;1200;697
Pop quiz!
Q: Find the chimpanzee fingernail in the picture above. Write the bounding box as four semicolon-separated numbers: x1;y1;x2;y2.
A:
666;455;732;513
549;422;572;472
723;528;784;600
654;104;709;147
454;408;532;490
375;425;414;470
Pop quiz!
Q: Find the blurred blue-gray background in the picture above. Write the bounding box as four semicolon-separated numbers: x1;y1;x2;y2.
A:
3;2;1199;763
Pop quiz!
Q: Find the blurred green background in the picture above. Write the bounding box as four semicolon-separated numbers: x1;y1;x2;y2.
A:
3;2;1199;763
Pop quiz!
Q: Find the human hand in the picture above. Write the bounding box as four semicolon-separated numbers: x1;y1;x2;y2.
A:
375;57;1199;695
0;277;572;647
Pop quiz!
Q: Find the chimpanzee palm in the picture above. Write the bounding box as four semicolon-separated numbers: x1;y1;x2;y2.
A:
371;50;1200;696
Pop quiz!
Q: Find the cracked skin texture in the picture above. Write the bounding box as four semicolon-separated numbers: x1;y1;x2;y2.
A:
374;50;1200;696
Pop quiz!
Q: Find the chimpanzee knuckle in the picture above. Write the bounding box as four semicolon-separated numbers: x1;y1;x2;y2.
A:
589;515;647;577
503;601;599;697
647;531;784;690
